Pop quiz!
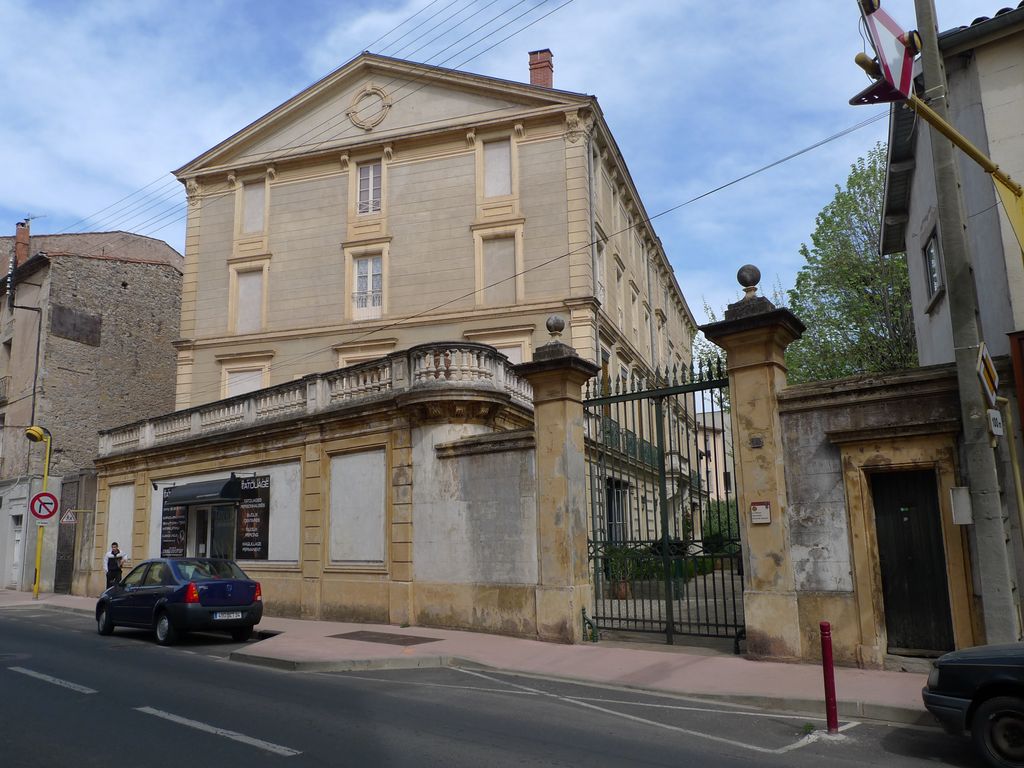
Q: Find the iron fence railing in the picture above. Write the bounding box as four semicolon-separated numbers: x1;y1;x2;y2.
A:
583;364;742;644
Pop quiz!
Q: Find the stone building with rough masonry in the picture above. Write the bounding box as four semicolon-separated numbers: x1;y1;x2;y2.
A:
83;51;697;640
0;223;182;594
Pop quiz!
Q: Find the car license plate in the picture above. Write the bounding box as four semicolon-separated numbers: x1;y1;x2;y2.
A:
213;611;243;620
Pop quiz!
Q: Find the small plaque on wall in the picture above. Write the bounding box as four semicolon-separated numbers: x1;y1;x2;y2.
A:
750;501;771;525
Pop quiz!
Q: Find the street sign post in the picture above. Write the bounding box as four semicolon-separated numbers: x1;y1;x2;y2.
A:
30;491;59;522
977;342;999;408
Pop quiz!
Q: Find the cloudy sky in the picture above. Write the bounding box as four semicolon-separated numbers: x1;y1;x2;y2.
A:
0;0;1005;321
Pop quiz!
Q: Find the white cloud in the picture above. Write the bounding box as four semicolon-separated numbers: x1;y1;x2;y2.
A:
0;0;1004;325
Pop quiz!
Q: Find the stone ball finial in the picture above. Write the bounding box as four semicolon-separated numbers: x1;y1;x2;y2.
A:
546;315;566;339
737;264;761;289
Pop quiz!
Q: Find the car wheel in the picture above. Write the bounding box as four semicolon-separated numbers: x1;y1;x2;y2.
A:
96;607;114;636
154;612;179;646
972;696;1024;768
231;626;253;642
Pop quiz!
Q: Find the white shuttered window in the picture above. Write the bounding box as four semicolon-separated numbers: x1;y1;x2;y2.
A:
358;161;382;214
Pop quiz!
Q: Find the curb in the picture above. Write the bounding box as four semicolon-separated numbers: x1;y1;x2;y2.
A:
3;598;935;727
230;652;457;673
232;650;934;727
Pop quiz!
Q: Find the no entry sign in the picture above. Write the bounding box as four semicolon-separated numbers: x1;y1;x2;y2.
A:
30;492;59;521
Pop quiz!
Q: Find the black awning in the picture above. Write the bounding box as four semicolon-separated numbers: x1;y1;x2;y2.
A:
163;477;242;506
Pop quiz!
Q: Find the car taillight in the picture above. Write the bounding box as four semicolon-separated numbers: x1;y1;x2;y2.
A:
184;582;200;603
255;583;262;602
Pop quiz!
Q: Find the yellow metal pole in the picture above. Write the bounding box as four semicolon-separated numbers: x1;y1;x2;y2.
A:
854;53;1024;252
905;93;1023;197
31;432;51;600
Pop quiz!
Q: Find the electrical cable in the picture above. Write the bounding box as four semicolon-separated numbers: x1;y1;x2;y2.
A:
71;0;570;258
177;110;889;403
44;0;474;237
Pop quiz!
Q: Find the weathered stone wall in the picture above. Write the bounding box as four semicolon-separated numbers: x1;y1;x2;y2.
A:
41;256;181;477
412;425;537;585
779;365;963;595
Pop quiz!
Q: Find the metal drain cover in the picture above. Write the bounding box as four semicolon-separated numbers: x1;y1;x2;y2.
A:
330;631;440;646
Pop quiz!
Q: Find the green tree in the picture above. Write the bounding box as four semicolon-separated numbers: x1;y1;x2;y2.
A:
785;142;917;384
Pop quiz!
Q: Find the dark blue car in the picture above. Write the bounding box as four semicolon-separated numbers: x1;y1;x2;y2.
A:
96;558;263;645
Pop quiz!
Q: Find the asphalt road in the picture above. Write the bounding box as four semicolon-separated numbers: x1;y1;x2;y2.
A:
0;605;982;768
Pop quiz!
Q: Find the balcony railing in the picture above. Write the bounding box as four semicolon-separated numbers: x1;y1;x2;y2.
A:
98;342;533;457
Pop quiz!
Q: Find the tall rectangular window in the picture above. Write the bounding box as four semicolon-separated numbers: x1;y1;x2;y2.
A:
923;232;943;299
631;288;639;339
483;139;512;197
242;182;265;234
358;161;382;214
616;266;624;329
234;269;264;334
482;238;516;306
353;254;383;320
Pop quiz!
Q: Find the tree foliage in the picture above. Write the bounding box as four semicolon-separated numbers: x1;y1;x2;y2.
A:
785;142;917;384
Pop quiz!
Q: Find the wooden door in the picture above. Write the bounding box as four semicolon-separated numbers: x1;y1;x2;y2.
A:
871;470;954;655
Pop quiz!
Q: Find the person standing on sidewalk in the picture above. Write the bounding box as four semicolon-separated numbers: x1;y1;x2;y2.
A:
104;543;124;589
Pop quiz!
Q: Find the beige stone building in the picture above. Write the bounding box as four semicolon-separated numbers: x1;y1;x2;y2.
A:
84;52;695;641
172;50;694;410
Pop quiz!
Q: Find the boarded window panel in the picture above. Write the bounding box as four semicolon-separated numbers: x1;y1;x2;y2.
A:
234;270;263;333
225;369;263;398
494;344;523;364
483;238;516;306
108;484;135;560
242;182;265;234
329;449;387;564
484;140;511;197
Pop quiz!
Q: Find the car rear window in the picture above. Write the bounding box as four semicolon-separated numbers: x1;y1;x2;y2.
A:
174;559;249;581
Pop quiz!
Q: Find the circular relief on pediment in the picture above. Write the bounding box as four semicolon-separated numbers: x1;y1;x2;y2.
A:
347;85;391;131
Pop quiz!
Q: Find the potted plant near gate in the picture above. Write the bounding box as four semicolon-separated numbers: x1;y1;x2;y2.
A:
605;545;633;599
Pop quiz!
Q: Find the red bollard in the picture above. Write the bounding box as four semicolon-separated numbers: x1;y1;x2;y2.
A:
820;621;839;734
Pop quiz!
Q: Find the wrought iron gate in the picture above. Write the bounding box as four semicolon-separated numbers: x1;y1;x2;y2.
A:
584;363;743;645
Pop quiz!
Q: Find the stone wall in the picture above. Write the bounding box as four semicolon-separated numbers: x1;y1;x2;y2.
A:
42;255;181;477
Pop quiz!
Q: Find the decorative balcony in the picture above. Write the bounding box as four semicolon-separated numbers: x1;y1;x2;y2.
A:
98;343;533;458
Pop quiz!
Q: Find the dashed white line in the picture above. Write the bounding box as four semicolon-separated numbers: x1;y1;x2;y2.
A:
8;666;97;694
135;707;301;756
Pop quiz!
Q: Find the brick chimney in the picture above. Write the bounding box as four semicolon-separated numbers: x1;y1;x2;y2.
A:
529;49;553;88
14;220;29;267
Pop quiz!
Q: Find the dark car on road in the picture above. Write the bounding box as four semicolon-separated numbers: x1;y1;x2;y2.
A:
96;558;263;645
923;643;1024;767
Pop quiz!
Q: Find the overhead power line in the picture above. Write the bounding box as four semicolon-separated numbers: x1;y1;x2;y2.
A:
179;110;889;403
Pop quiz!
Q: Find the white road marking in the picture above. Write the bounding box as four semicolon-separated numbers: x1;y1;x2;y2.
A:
135;707;301;756
455;668;858;755
8;666;97;694
566;694;846;722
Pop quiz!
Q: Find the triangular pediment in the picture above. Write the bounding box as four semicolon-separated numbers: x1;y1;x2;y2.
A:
176;54;590;176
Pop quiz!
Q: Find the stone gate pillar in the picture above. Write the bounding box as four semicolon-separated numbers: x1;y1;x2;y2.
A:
516;317;600;643
701;266;806;659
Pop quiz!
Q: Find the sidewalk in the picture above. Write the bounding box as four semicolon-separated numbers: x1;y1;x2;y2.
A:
0;589;933;726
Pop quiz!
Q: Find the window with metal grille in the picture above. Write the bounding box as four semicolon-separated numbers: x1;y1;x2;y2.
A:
353;254;382;320
357;161;381;214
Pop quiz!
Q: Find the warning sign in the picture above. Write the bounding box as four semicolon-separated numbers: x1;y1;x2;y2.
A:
60;509;78;525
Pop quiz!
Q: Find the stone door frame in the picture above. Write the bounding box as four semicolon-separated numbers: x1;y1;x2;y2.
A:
834;432;977;667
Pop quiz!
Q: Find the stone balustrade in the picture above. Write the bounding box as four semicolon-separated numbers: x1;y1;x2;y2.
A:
98;343;533;457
